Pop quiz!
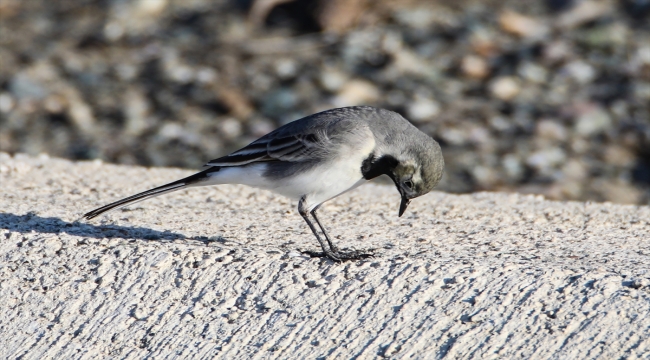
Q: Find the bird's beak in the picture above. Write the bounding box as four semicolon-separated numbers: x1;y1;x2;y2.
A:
399;195;411;217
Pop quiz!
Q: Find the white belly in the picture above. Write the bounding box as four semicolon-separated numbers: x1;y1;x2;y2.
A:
204;161;366;211
270;162;368;211
203;136;375;211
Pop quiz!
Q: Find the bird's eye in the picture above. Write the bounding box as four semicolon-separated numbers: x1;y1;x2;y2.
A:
404;180;413;190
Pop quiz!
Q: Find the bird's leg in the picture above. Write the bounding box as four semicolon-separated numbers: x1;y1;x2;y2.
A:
299;198;373;261
298;198;342;262
309;205;338;252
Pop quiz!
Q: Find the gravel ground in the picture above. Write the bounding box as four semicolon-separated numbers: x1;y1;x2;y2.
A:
1;0;649;204
1;154;650;358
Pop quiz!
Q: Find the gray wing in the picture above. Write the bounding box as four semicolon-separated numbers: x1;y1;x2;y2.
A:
206;129;327;167
206;107;378;167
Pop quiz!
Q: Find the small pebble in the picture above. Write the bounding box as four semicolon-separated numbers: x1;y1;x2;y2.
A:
489;77;521;101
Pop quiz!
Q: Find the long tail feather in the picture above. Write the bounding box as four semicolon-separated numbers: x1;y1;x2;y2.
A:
83;167;218;220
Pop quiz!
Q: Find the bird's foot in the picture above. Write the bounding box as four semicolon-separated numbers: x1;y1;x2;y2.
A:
303;248;375;262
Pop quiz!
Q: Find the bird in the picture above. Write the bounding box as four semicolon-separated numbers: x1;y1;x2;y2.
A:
84;106;445;261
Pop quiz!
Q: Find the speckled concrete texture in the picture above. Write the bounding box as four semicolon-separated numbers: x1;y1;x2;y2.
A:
1;153;649;359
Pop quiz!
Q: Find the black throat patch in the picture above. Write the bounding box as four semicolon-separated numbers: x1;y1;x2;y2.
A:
361;154;399;180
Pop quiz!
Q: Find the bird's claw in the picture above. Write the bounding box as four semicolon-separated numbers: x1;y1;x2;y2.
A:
303;248;375;262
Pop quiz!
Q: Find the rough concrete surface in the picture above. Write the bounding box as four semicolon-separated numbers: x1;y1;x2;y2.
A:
1;153;649;359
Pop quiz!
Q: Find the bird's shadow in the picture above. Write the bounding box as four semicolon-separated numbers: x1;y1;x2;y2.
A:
0;212;199;242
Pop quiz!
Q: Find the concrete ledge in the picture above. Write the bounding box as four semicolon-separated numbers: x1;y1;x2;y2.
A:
1;153;649;358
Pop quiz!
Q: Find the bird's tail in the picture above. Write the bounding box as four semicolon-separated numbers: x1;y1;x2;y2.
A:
83;167;218;220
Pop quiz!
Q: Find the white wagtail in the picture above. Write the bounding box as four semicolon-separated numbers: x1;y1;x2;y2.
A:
84;106;444;261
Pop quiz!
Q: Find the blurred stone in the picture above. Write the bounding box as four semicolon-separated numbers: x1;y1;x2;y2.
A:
136;0;167;16
389;45;438;81
440;128;467;146
610;100;629;120
547;180;583;200
574;106;612;137
633;82;650;100
558;0;611;29
546;82;568;106
516;184;551;197
527;147;567;172
250;73;274;93
381;29;403;54
470;28;499;57
294;78;319;105
0;0;20;17
536;120;568;142
594;179;643;204
162;50;195;84
603;145;635;166
104;21;124;41
543;40;574;64
158;122;183;141
563;61;596;84
489;116;512;132
438;79;464;98
471;165;498;188
261;88;299;118
393;6;448;30
44;94;67;114
217;88;254;119
218;117;243;140
0;93;14;113
247;117;276;138
518;62;548;84
620;131;641;149
9;73;47;100
489;77;521;101
65;89;96;137
581;23;629;48
562;159;588;180
124;88;151;137
407;95;440;122
16;98;38;114
115;64;138;81
517;84;544;103
318;0;366;33
107;0;168;37
635;46;650;64
333;79;380;107
274;59;298;80
502;154;524;181
461;55;489;79
169;65;194;84
499;10;549;39
385;89;407;108
629;46;650;79
196;67;218;84
319;68;348;92
158;121;200;146
468;126;493;148
0;49;17;80
341;29;378;67
570;136;590;154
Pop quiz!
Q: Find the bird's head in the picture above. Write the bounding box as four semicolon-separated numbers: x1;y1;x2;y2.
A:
359;108;445;216
388;139;444;217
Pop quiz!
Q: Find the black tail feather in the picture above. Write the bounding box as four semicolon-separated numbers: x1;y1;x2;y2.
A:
84;167;218;220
